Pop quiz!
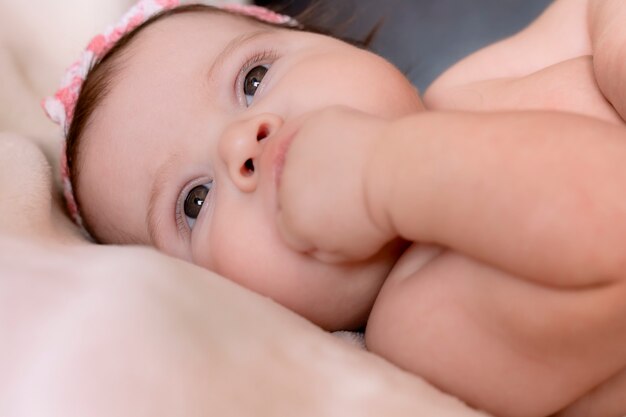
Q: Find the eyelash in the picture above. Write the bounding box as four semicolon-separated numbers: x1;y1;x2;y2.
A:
176;207;188;237
237;48;279;104
176;179;206;237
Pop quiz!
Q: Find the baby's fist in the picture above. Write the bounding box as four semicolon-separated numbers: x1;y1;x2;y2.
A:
276;106;393;263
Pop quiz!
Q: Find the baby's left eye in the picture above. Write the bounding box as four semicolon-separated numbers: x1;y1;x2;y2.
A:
243;65;268;106
183;182;213;229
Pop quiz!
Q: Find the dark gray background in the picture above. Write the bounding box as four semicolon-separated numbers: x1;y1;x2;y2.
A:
254;0;552;91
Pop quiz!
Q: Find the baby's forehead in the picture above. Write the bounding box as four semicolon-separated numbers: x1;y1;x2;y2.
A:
131;10;272;53
95;10;277;127
84;11;276;173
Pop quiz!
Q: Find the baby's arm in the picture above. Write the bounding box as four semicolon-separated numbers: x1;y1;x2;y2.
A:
365;110;626;416
368;110;626;289
277;107;626;416
278;108;626;287
367;247;626;417
588;0;626;120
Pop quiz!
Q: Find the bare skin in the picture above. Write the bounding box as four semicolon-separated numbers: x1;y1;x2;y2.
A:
276;1;626;416
423;3;626;413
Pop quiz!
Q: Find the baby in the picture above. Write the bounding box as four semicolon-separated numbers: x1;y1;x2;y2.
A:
44;0;626;416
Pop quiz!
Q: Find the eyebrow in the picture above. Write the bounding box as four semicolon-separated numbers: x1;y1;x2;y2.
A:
206;28;273;85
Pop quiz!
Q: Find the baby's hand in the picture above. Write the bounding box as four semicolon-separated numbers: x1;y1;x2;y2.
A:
276;106;394;263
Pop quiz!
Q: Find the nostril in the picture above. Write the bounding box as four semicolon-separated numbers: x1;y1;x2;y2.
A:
241;159;255;177
257;124;270;141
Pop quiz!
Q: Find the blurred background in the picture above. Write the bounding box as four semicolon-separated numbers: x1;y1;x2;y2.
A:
255;0;552;91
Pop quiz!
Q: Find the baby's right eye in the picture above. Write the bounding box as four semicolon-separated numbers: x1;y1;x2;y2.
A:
183;182;213;229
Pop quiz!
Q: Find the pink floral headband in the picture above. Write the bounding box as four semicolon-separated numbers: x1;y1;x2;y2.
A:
42;0;296;239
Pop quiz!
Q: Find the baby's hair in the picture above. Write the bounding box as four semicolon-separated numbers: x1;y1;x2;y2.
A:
66;2;377;241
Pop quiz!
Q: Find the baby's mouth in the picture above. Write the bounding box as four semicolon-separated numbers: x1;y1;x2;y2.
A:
273;128;297;189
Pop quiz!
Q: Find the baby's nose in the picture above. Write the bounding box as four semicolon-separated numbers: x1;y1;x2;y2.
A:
219;114;283;193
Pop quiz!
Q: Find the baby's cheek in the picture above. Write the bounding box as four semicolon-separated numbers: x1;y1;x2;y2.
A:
191;221;239;278
191;216;274;293
189;202;348;327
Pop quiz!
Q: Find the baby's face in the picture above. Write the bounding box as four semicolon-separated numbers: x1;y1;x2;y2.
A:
79;12;422;329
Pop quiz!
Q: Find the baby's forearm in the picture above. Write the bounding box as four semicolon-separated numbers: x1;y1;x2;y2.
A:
368;110;626;288
588;0;626;120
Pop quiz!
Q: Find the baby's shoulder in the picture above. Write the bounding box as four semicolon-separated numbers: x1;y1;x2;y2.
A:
423;0;626;122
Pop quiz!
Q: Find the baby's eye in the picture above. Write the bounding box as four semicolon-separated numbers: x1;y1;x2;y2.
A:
243;65;268;106
184;182;213;229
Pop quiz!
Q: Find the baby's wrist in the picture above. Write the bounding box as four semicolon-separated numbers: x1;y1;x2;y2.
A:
363;121;401;239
